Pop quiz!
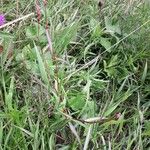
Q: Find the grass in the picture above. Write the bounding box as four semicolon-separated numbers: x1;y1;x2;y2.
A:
0;0;150;149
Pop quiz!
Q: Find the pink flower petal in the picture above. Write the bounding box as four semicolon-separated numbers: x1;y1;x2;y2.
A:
0;14;6;26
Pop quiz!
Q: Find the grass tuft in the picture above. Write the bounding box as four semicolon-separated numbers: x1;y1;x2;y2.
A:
0;0;150;149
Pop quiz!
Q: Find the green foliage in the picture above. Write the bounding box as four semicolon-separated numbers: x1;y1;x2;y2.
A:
0;0;150;149
68;92;85;111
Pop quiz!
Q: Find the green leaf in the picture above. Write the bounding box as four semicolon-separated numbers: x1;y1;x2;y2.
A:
90;18;103;38
143;121;150;136
100;37;112;52
0;31;14;39
34;43;49;85
141;60;148;83
54;22;78;53
26;26;37;38
104;55;119;77
108;55;118;67
5;76;14;110
49;133;55;150
25;60;39;75
68;93;85;111
104;89;133;117
105;17;121;35
26;23;45;39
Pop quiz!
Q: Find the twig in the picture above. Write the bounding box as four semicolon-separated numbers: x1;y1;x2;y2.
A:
61;111;121;124
0;13;34;29
45;29;53;54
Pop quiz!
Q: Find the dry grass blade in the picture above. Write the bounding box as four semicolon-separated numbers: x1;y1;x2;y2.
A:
68;122;82;147
0;13;34;29
101;135;107;150
83;125;93;150
45;29;53;54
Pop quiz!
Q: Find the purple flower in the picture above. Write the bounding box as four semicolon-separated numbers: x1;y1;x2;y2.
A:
0;14;6;26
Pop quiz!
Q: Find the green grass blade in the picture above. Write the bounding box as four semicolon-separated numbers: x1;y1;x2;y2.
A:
34;42;49;85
